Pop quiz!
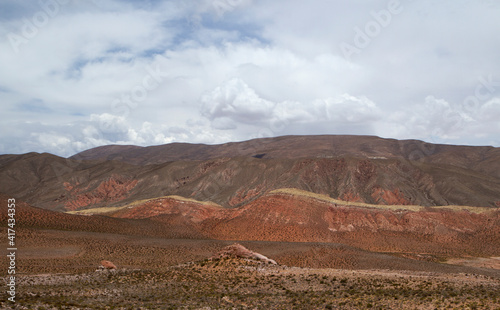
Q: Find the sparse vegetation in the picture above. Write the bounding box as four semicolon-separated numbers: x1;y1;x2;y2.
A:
4;259;500;309
1;192;500;309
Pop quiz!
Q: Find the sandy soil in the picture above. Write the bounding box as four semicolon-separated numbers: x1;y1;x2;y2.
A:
446;257;500;270
2;259;500;309
2;226;500;309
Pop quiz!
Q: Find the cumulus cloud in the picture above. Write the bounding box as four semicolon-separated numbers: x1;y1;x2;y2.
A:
201;78;276;127
31;132;73;156
315;95;380;123
1;0;500;156
378;95;500;146
200;78;382;137
478;98;500;122
0;111;241;157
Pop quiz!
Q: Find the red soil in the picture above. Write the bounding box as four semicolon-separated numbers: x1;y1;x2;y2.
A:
105;192;500;259
340;190;363;202
63;175;138;211
371;187;411;205
115;197;222;223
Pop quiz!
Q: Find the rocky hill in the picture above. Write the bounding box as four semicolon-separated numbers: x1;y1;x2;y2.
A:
0;193;206;239
1;135;499;211
61;188;499;259
70;135;500;176
2;135;500;310
3;191;499;265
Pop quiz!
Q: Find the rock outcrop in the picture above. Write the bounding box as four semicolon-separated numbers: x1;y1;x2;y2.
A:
63;176;138;211
212;244;277;265
100;260;117;270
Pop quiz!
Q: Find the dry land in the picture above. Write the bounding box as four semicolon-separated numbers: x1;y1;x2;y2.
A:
2;229;500;309
2;259;500;309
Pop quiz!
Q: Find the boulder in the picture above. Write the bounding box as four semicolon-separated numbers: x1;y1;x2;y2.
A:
212;243;277;264
100;260;117;269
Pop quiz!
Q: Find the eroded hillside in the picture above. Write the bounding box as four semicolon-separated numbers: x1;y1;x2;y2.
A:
2;136;500;211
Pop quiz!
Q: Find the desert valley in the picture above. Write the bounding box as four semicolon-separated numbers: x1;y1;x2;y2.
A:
1;135;500;309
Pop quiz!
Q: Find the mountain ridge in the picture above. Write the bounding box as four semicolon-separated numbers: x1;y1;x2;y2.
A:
1;135;499;211
69;134;500;169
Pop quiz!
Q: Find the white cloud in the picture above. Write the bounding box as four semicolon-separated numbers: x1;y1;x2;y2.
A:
479;98;500;122
200;78;382;138
315;94;380;123
1;0;500;157
377;95;500;145
31;132;73;155
201;78;276;126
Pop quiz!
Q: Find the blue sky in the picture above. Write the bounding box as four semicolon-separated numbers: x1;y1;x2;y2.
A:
1;0;499;156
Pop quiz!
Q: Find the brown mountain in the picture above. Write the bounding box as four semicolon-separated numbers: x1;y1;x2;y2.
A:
70;135;500;177
1;135;499;211
2;135;500;284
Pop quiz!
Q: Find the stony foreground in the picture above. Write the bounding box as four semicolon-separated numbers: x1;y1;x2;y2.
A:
3;258;500;310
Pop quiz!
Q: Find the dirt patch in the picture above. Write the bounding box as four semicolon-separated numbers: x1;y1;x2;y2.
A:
2;227;500;279
18;246;82;259
446;257;500;270
4;259;500;309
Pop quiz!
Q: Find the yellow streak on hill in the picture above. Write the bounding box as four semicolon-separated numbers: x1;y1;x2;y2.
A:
270;188;495;214
67;189;496;216
67;205;128;215
67;195;222;215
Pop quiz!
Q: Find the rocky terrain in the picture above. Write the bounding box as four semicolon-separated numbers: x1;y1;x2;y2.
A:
1;135;500;308
2;193;500;274
2;193;500;309
1;135;500;212
3;256;500;309
212;244;277;264
63;188;500;260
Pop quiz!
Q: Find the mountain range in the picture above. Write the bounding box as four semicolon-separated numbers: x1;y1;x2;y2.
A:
2;134;500;274
1;135;499;212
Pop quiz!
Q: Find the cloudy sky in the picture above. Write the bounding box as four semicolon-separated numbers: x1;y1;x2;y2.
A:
1;0;499;157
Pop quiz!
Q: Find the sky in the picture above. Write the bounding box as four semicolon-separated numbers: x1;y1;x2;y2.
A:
1;0;499;157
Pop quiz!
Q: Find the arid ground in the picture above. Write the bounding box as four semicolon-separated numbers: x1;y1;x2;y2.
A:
2;136;500;309
2;225;500;309
4;258;500;309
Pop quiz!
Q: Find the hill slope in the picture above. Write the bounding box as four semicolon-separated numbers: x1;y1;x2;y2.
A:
68;189;500;258
1;135;500;211
71;135;500;178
